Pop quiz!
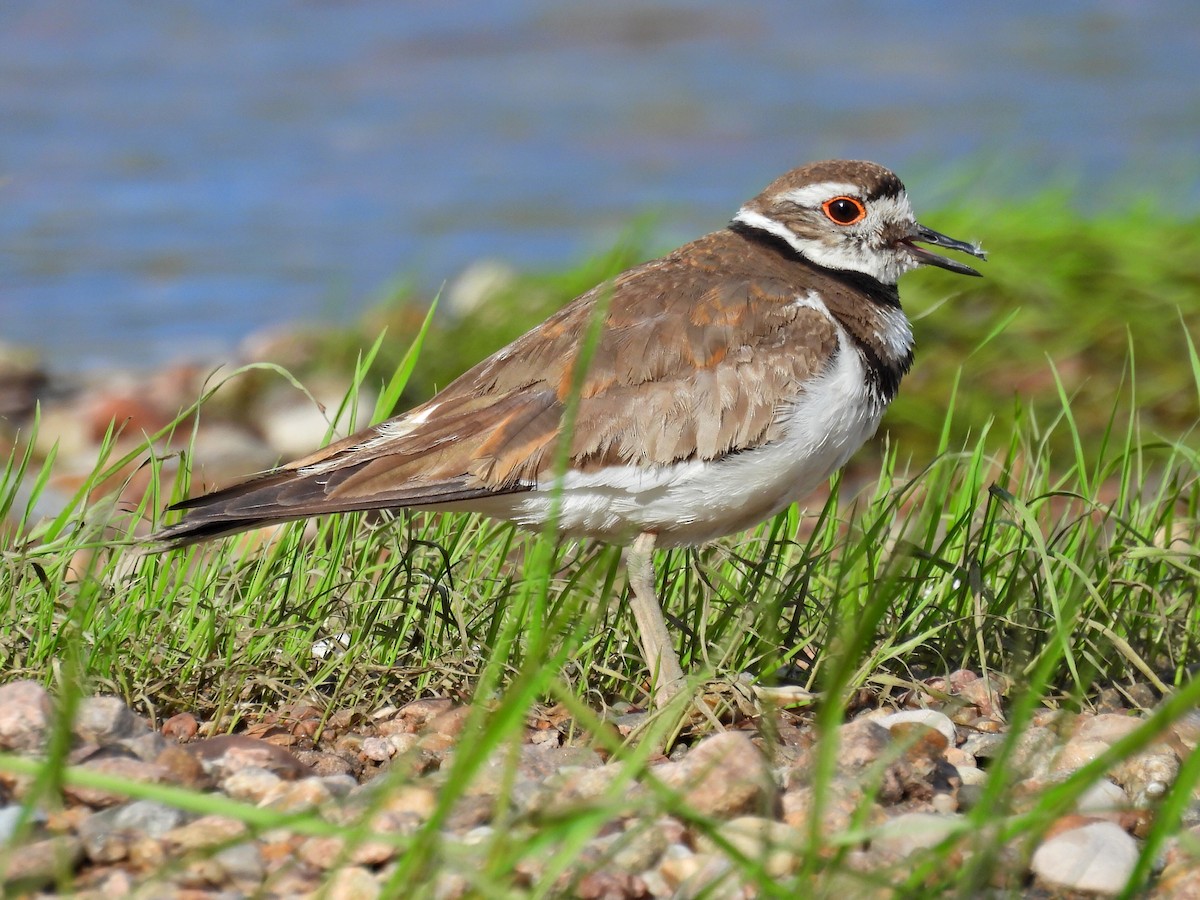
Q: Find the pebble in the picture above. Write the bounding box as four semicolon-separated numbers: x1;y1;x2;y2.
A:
0;680;53;752
325;864;383;900
0;676;1193;895
72;695;144;744
1075;713;1143;744
261;776;335;812
1077;778;1129;814
213;841;266;883
63;756;169;808
1114;745;1181;806
875;709;958;746
164;814;249;850
77;800;188;863
0;835;83;891
589;819;670;873
187;733;311;780
654;731;778;819
696;815;803;878
1031;819;1139;894
221;766;284;804
870;811;965;861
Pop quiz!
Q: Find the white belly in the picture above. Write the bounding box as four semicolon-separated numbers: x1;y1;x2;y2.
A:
472;334;889;548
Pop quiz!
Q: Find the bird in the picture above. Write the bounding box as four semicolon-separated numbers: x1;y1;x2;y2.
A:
147;159;985;708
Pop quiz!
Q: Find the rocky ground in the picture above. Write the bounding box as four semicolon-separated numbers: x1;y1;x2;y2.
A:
4;331;1200;897
3;674;1200;898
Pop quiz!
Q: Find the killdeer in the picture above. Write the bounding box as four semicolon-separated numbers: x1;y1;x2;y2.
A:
148;159;985;708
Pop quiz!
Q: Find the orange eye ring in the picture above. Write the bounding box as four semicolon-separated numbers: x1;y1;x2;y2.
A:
822;196;867;226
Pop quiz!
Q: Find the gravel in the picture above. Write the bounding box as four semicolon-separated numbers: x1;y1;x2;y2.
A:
0;675;1194;896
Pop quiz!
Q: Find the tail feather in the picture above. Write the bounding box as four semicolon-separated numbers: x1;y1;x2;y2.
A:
145;463;522;551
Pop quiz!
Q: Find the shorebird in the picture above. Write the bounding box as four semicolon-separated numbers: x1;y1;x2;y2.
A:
148;159;985;707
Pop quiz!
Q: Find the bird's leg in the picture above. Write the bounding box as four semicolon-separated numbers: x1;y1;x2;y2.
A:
625;531;685;708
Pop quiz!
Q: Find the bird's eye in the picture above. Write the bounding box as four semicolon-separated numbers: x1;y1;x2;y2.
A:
822;196;867;225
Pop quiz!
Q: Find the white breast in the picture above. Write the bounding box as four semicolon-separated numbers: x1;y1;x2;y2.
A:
473;317;892;548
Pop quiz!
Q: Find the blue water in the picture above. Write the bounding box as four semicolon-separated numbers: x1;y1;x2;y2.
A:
3;1;1198;371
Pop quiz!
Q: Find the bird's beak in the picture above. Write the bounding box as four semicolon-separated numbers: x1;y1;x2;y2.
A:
903;224;987;277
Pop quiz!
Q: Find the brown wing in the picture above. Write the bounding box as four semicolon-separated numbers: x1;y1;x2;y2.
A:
148;230;839;548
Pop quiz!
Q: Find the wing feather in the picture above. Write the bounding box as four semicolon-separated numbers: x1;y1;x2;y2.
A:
149;229;840;548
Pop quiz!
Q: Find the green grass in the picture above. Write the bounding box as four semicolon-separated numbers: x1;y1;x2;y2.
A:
1;194;1199;894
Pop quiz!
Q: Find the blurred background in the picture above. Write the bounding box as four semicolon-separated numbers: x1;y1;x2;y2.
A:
3;1;1198;373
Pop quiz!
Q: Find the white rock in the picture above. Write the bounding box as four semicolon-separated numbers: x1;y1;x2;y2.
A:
1031;821;1138;895
956;765;987;787
1076;779;1128;814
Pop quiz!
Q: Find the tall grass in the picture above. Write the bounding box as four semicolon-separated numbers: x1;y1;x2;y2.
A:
1;196;1198;893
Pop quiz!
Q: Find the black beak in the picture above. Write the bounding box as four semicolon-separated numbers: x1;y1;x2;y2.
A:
903;224;987;277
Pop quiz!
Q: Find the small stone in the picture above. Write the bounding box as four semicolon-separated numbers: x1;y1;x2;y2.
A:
528;763;629;815
187;733;310;780
591;819;670;873
1007;726;1057;778
155;744;209;788
1156;857;1200;898
954;674;1006;718
427;705;472;739
673;853;744;900
117;731;169;762
379;785;438;820
299;836;344;870
222;766;284;804
361;736;399;762
1113;746;1180;807
63;756;168;808
73;696;142;744
696;815;802;877
417;731;456;756
294;749;359;779
658;846;703;890
876;709;957;746
127;835;167;870
782;775;871;835
0;835;82;891
298;829;398;869
0;681;53;752
870;812;965;861
325;865;382;900
261;776;334;812
78;799;187;862
91;869;136;897
460;825;495;845
214;841;265;883
164;814;249;850
257;384;373;460
320;774;359;797
833;718;894;772
1077;779;1129;815
162;712;199;742
1075;713;1142;745
445;793;494;832
1031;820;1138;894
394;697;456;731
955;765;987;787
655;732;777;819
959;731;1005;762
1054;738;1112;774
944;746;976;769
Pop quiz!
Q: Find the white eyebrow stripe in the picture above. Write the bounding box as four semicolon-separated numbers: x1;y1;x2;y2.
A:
775;181;860;208
731;207;808;256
